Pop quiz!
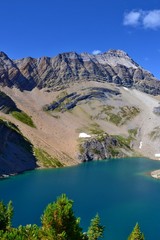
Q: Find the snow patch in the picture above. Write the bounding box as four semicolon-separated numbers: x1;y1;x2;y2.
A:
123;87;129;91
79;133;91;138
139;141;143;149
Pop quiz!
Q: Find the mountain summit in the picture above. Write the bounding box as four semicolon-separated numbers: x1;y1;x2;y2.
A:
0;49;160;175
0;50;159;94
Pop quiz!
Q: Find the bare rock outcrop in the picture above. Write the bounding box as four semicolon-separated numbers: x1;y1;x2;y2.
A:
0;50;159;94
78;134;133;162
0;120;37;176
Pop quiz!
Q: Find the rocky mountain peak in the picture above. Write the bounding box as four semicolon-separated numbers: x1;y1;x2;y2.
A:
0;49;159;94
95;49;139;68
106;49;129;57
0;51;9;59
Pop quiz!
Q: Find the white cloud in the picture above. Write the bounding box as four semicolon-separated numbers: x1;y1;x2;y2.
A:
123;9;160;30
123;11;141;26
92;50;101;55
143;10;160;29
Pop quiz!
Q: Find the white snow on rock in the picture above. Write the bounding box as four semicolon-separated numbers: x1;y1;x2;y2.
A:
79;133;91;138
139;141;143;149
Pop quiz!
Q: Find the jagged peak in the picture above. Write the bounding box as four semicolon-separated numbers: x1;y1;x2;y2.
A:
0;51;10;59
106;49;129;57
57;51;79;59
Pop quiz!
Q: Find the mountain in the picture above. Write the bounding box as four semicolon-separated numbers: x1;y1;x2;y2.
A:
0;50;160;94
0;49;160;176
0;119;37;176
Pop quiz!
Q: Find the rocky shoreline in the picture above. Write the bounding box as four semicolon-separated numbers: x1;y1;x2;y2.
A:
151;169;160;179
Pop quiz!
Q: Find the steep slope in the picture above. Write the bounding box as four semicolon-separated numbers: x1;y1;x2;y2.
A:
0;119;37;176
0;50;159;94
0;91;18;113
1;80;160;166
0;49;159;174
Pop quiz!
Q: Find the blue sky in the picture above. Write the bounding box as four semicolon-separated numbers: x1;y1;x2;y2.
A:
1;0;160;78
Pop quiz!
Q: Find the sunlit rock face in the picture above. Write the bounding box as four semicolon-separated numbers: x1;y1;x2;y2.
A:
0;50;159;94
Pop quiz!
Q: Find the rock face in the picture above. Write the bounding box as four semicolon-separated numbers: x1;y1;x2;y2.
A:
0;120;37;176
45;87;120;112
78;134;133;162
0;91;18;113
153;106;160;115
0;50;159;94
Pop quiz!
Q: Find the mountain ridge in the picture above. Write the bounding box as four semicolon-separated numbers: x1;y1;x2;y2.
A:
0;49;160;175
0;49;159;95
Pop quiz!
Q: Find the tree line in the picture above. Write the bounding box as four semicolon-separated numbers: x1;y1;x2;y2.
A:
0;194;144;239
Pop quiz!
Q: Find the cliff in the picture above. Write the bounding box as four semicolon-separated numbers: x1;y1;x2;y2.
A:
0;50;159;95
0;119;37;177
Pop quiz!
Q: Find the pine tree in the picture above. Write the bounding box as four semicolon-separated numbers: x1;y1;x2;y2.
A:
0;201;13;231
41;194;84;240
128;223;145;240
6;201;13;228
87;214;104;240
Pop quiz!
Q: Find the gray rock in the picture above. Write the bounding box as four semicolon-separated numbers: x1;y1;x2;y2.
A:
0;91;18;113
0;50;159;94
0;120;37;176
153;106;160;115
78;135;127;162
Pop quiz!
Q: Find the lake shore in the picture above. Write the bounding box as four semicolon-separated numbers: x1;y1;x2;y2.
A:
151;169;160;179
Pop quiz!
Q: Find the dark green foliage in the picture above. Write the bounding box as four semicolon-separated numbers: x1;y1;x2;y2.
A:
0;201;13;231
128;223;145;240
0;224;40;240
11;111;36;128
41;194;84;240
0;197;147;240
87;214;104;240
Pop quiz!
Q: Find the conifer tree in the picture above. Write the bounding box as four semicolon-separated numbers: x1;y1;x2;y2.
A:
0;201;13;231
87;213;104;240
128;223;145;240
41;194;84;240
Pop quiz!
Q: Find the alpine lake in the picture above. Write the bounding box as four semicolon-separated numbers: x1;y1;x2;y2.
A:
1;157;160;240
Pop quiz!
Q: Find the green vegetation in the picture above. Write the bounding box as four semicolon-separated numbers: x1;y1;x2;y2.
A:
0;194;104;240
95;105;140;126
0;201;13;231
11;111;35;128
34;148;63;168
119;106;140;124
149;126;160;141
87;214;104;240
128;128;138;138
108;146;120;157
45;90;74;113
128;223;145;240
108;113;122;125
88;123;104;135
0;195;145;240
114;135;131;149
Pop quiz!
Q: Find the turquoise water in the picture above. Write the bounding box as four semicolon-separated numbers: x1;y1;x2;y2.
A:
1;158;160;239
